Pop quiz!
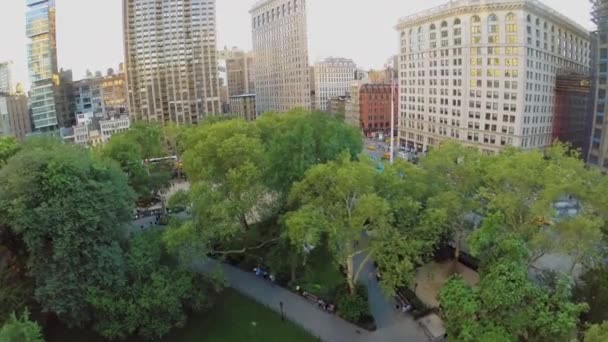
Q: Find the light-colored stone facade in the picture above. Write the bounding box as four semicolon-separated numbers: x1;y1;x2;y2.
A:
313;57;356;112
251;0;311;115
123;0;220;125
396;0;590;153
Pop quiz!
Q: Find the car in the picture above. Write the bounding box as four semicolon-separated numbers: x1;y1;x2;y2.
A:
382;152;391;160
367;145;377;151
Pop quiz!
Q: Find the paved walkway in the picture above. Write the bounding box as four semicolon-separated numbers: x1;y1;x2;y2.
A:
195;259;429;342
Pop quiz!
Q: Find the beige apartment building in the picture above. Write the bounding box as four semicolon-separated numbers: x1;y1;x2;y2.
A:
396;0;590;154
250;0;311;116
123;0;221;125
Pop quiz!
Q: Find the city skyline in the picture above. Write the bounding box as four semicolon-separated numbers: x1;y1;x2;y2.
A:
0;0;594;91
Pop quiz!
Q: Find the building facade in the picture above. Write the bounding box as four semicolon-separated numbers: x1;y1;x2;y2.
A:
225;50;256;97
74;71;127;117
100;116;131;142
313;57;356;112
590;0;608;169
123;0;221;125
251;0;311;115
26;0;71;132
360;84;399;137
552;73;592;155
396;0;590;153
0;62;15;94
0;93;31;141
327;95;350;117
229;94;257;121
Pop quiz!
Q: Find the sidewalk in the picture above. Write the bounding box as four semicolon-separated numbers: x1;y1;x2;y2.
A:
195;259;428;342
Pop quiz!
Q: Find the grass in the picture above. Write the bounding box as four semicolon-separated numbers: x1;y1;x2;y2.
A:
47;289;315;342
299;246;344;298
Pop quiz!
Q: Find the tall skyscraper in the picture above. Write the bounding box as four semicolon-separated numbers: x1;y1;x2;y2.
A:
312;57;356;111
590;0;608;170
26;0;70;132
396;0;590;154
251;0;311;116
0;61;15;94
123;0;221;125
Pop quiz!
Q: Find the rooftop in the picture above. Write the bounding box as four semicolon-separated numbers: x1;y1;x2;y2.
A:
397;0;589;35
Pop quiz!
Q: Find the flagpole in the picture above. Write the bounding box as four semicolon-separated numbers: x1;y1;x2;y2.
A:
390;79;395;164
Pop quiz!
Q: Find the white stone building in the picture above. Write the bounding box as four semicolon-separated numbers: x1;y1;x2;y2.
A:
123;0;221;124
100;116;131;143
250;0;311;116
396;0;590;153
313;57;357;112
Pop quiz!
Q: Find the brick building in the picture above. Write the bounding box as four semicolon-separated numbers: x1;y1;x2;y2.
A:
360;83;398;137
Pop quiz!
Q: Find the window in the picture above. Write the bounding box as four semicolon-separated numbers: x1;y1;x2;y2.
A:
488;14;498;22
506;24;517;33
454;18;461;25
441;21;448;28
506;12;516;21
507;35;518;44
430;23;436;30
472;15;480;23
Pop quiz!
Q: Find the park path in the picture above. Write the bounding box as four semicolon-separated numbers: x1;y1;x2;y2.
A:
195;259;429;342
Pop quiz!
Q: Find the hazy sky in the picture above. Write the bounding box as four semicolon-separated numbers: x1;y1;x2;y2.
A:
0;0;594;91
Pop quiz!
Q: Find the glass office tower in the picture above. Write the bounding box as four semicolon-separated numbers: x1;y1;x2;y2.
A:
26;0;69;131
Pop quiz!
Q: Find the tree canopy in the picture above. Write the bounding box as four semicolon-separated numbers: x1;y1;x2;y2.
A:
0;140;135;326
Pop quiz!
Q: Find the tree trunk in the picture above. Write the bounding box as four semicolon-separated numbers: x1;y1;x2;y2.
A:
346;256;356;296
240;214;250;230
290;258;297;283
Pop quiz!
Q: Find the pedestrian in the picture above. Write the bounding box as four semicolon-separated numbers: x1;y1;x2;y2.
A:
269;274;276;285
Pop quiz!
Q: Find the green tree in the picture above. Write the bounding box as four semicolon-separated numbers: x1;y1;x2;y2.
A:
0;140;135;326
0;136;19;166
166;119;271;259
480;145;606;268
419;142;488;262
100;122;171;203
574;265;608;324
440;260;586;342
0;310;43;342
88;231;215;340
257;110;362;201
373;160;448;293
585;322;608;342
286;155;393;295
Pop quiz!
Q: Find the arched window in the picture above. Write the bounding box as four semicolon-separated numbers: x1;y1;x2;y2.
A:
488;14;497;22
543;21;547;29
472;15;480;23
527;14;531;23
441;21;448;28
506;12;516;21
551;25;555;33
409;29;413;36
454;18;461;25
535;18;540;26
430;23;436;30
418;26;423;33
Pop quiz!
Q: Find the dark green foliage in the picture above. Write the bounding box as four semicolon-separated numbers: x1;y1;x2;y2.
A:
100;122;171;203
0;310;43;342
88;231;216;340
335;284;369;323
0;140;135;327
575;266;608;325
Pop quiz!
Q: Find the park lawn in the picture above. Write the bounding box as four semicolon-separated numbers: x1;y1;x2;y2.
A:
47;289;315;342
299;246;344;298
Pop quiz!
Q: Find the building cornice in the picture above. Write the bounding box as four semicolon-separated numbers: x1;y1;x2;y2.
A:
396;0;589;38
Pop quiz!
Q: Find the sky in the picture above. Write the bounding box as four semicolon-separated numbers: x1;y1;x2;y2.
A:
0;0;594;91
